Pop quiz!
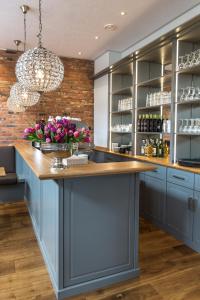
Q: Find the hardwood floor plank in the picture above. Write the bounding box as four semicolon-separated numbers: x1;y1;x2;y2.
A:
0;201;200;300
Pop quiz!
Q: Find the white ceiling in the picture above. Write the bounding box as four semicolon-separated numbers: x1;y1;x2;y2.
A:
0;0;200;60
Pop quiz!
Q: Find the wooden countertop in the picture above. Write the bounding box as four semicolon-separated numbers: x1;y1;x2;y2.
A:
95;146;200;175
14;143;156;180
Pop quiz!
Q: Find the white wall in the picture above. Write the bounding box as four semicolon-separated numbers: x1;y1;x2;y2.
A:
94;75;109;147
95;51;121;74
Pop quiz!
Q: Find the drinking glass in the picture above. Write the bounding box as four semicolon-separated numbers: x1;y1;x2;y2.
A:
195;87;200;100
180;88;187;102
187;87;196;101
178;119;184;132
184;54;191;68
179;56;185;69
195;49;200;65
182;119;190;133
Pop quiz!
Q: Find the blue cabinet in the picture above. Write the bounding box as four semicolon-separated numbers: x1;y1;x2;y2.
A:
193;191;200;251
166;182;193;243
139;165;166;226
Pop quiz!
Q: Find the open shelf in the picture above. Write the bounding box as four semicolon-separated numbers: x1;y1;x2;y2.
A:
177;99;200;105
112;86;133;96
137;132;163;135
177;132;200;136
137;74;172;88
137;103;171;111
111;109;133;114
177;64;200;75
111;131;132;134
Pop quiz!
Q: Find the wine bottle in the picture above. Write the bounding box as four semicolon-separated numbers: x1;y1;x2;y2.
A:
137;115;141;132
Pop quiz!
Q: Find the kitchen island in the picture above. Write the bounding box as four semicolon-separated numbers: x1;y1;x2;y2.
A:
15;143;155;299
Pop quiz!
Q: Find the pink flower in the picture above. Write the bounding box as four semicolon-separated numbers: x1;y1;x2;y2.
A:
35;124;40;130
54;134;61;142
46;137;51;143
73;131;79;138
84;137;91;143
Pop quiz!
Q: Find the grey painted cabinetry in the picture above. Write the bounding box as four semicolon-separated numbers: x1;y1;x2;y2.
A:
139;165;166;226
166;182;193;242
140;165;200;252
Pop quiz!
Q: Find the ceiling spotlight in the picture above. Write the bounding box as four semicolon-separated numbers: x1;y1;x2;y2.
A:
120;11;127;16
78;51;82;55
104;24;117;31
95;36;99;40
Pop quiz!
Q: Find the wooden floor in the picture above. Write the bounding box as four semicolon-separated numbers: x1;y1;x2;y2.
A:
1;202;200;300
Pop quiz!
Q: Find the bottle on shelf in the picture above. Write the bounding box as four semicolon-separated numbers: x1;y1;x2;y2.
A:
158;139;164;157
152;139;157;157
140;139;146;156
137;115;142;132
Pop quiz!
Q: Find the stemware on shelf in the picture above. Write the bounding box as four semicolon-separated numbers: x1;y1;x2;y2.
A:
178;48;200;70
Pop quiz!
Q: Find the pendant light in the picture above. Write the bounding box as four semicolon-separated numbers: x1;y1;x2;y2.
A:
10;83;40;107
10;5;40;108
15;0;64;92
7;97;26;113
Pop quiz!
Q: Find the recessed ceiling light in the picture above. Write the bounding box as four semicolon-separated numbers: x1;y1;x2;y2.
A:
95;36;99;40
120;11;127;16
104;24;117;31
78;51;82;55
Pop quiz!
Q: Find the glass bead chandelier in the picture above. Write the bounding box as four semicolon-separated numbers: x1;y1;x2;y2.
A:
10;83;40;107
7;97;26;113
16;0;64;92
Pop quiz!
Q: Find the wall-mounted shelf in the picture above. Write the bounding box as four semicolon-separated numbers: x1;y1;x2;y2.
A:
177;99;200;105
108;20;200;162
177;132;200;136
112;109;133;114
112;86;133;96
137;74;172;88
137;103;171;111
177;64;200;75
111;131;132;134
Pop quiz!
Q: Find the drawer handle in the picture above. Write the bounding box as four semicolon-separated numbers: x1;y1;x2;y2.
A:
172;175;185;181
152;170;158;173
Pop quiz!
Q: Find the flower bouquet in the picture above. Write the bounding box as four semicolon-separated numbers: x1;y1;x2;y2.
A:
24;116;91;157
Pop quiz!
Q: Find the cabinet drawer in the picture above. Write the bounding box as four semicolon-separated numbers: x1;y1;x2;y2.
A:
145;164;166;180
195;175;200;192
167;168;194;189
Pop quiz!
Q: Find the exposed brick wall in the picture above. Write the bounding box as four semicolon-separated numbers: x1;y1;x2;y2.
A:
0;51;94;143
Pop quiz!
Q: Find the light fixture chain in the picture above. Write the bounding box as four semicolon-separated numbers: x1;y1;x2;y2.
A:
24;12;27;51
37;0;43;48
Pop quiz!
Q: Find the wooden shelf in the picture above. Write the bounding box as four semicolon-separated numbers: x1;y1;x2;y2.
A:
137;74;172;88
177;64;200;75
112;86;133;96
111;109;133;114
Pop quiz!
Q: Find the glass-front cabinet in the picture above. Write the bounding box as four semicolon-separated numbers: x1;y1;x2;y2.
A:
108;17;200;163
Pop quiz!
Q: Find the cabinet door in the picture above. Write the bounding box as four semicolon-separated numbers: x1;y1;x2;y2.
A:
166;182;193;241
139;173;146;215
193;191;200;246
143;175;165;224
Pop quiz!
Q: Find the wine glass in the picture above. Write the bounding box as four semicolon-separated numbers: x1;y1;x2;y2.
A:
179;56;185;69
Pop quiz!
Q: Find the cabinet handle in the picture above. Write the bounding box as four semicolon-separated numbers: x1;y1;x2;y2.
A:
172;175;185;181
188;197;193;210
152;169;158;173
192;198;198;212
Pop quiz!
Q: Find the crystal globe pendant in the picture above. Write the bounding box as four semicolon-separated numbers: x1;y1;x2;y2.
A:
15;0;64;92
7;97;26;113
10;83;40;107
16;47;64;92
